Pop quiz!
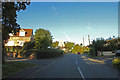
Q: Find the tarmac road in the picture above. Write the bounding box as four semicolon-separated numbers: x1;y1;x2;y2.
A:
26;54;119;79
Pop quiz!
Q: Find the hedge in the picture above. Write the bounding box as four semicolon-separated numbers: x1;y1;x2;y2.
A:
24;49;64;59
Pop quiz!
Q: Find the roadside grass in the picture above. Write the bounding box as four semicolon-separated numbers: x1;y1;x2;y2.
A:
89;55;104;58
2;61;35;78
112;58;120;71
64;52;73;54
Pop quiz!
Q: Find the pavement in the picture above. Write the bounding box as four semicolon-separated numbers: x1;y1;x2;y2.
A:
4;54;120;79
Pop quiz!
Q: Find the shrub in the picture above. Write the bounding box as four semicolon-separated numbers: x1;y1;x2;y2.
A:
89;48;96;57
112;58;120;65
83;51;89;55
24;49;64;59
36;49;64;59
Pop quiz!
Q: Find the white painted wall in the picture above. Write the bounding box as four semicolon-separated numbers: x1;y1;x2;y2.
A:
5;41;14;46
58;40;65;47
19;29;25;36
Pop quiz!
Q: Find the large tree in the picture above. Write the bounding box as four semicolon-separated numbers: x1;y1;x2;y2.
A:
71;44;82;53
2;2;30;41
2;2;30;63
34;28;53;49
64;42;74;52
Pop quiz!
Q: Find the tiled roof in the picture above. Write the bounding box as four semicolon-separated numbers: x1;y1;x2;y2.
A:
12;29;33;37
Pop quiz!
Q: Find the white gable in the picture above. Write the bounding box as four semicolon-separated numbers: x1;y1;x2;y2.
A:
19;29;25;36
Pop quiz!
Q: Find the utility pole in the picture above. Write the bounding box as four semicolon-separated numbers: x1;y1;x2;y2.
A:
83;37;84;46
88;35;90;45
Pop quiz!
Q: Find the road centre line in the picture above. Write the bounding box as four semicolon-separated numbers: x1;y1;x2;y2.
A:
76;55;78;65
76;55;85;80
26;61;57;78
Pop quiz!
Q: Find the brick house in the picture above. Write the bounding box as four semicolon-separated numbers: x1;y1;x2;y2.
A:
5;29;34;47
4;29;34;57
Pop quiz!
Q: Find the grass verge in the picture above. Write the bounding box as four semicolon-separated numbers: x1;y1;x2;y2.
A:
2;61;35;78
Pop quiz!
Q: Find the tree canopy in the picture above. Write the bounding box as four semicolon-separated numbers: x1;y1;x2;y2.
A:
64;42;74;52
2;2;30;41
34;28;53;49
2;2;30;63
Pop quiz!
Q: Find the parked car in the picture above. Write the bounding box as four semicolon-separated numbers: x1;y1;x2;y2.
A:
77;52;81;54
114;50;120;59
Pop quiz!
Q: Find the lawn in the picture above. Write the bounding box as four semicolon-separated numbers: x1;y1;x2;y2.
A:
2;61;35;78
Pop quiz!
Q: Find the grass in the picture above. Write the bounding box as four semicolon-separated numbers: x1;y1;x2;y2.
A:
2;61;35;78
64;52;73;54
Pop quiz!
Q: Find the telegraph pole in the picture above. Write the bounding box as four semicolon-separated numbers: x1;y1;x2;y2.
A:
83;37;84;46
88;35;90;45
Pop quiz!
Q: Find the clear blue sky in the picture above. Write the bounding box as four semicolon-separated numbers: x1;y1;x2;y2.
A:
17;2;118;46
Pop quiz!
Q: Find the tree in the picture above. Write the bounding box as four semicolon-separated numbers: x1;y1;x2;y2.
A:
71;44;82;53
34;28;53;49
2;2;30;41
89;38;107;56
64;42;74;52
52;41;59;49
23;41;35;50
2;2;30;63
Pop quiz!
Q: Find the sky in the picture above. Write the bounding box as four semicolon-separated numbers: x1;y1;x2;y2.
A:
17;2;118;46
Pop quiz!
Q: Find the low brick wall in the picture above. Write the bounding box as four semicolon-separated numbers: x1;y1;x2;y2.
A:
97;51;115;56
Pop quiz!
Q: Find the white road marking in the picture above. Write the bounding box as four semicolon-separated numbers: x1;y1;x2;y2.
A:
76;55;78;65
78;66;85;80
26;61;56;78
76;54;85;80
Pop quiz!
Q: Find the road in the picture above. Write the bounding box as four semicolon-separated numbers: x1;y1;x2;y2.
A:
24;54;119;79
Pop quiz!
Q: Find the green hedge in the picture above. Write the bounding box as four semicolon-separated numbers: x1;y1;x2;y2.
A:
24;49;64;59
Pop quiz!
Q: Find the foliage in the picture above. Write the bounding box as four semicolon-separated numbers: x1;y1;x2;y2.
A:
89;38;107;56
34;28;53;49
36;49;64;59
112;58;120;70
112;58;120;65
83;51;89;55
71;44;82;53
52;41;59;49
2;2;30;63
89;37;120;57
64;42;74;52
22;41;35;51
20;41;35;56
2;2;30;41
24;49;64;59
88;48;96;56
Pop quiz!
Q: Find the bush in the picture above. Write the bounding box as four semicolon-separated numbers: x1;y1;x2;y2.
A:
24;49;64;59
89;48;96;57
112;58;120;70
83;51;89;55
23;42;35;50
112;58;120;65
23;49;37;58
36;49;64;59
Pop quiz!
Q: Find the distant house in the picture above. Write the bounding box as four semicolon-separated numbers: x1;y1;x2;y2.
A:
58;40;66;51
5;29;34;47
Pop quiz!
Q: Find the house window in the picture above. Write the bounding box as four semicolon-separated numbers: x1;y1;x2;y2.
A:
19;41;25;46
